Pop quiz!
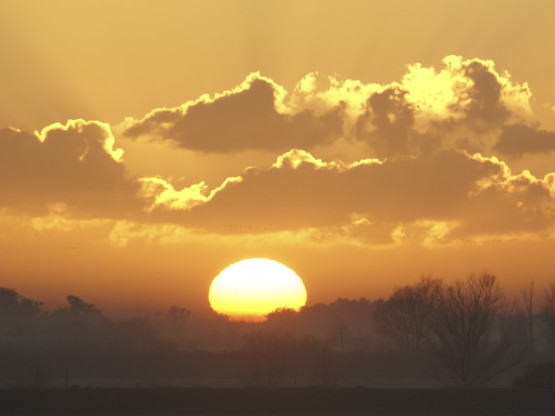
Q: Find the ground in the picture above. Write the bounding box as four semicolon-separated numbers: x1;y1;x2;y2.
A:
1;387;554;415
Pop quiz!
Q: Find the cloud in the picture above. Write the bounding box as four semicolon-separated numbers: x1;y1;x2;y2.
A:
403;56;531;128
142;149;555;243
120;53;553;159
106;219;325;249
0;120;141;216
123;73;345;153
494;124;555;157
122;56;537;160
139;175;243;211
30;203;112;232
2;56;554;249
355;56;534;157
355;85;419;156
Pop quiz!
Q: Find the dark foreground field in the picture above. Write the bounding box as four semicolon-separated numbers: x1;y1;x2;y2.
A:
1;387;554;415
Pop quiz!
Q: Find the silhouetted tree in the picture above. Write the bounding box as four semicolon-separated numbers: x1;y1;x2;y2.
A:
242;331;338;387
428;272;525;387
49;295;105;324
514;362;555;388
154;306;191;349
264;308;299;330
166;306;191;326
541;283;555;350
264;300;377;351
0;288;42;323
375;277;443;351
115;306;176;352
0;288;43;350
45;295;111;352
243;332;296;387
65;295;102;318
521;280;535;352
308;339;338;387
30;358;49;389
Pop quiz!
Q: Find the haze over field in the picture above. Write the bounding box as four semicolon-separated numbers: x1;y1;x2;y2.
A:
1;0;555;317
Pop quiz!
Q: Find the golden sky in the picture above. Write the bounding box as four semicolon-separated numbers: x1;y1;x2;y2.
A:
1;0;555;316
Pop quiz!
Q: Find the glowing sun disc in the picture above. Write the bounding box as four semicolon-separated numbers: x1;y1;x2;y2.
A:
209;258;307;321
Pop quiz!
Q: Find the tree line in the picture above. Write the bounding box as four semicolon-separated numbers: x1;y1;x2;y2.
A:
1;272;555;387
0;289;190;354
246;273;555;388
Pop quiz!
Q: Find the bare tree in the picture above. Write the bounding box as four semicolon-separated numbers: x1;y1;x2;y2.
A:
159;306;191;349
243;332;295;387
307;339;338;387
541;283;555;350
521;280;535;352
166;306;191;326
428;272;525;387
375;277;443;351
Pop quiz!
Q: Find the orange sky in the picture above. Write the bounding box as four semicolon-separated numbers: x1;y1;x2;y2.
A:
1;0;555;316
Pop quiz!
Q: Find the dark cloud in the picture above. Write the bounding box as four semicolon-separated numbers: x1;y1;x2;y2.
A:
122;57;536;160
353;57;532;158
356;86;426;157
494;124;555;157
0;122;141;216
123;76;344;153
463;60;510;126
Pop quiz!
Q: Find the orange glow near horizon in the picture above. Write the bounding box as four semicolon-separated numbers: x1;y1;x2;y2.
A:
208;258;307;322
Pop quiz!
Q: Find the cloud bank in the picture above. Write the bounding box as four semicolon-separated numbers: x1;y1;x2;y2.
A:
123;56;537;158
2;56;555;247
145;149;555;244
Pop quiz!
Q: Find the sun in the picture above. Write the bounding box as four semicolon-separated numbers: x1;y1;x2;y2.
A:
208;258;307;322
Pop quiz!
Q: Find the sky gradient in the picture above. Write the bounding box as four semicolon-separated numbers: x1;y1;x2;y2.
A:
1;0;555;316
